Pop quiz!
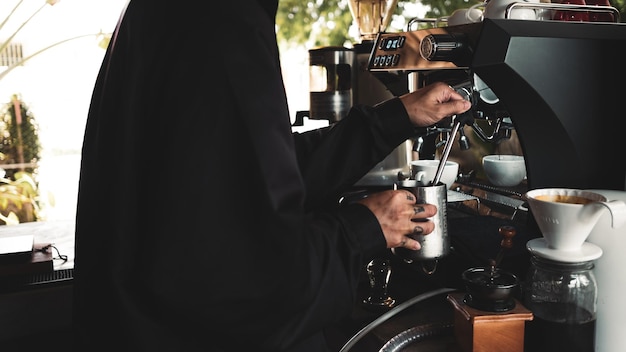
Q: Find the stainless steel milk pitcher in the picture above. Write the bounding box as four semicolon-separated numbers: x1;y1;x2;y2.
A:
393;180;450;268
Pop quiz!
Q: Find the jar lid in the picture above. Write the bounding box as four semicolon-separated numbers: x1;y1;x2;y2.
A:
526;238;602;263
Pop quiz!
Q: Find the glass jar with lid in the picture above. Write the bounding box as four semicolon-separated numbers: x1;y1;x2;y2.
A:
522;253;598;352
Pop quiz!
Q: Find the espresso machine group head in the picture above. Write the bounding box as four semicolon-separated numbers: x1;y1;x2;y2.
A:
369;18;626;191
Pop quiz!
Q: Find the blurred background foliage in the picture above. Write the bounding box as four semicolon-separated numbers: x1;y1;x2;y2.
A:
0;97;42;225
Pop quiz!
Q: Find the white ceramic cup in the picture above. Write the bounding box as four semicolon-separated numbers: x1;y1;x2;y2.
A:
468;0;539;20
482;155;526;187
438;8;483;26
526;188;626;251
409;160;459;189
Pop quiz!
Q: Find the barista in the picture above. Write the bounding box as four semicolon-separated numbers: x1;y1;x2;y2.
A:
72;1;472;351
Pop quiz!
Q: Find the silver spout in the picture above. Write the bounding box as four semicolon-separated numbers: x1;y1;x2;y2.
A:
459;127;471;150
471;117;514;144
413;136;424;153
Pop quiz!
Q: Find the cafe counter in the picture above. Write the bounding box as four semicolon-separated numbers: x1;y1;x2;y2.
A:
327;205;539;351
0;219;74;350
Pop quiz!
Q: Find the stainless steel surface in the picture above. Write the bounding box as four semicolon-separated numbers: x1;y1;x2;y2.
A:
446;189;478;203
481;190;525;210
462;180;523;197
452;180;527;220
309;47;354;122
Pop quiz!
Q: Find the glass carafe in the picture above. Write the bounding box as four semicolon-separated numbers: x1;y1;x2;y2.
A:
523;254;597;352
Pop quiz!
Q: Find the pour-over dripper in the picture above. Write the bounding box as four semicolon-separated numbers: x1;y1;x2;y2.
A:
348;0;398;42
526;188;626;251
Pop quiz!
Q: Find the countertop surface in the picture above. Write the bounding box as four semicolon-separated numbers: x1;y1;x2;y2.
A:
0;219;75;271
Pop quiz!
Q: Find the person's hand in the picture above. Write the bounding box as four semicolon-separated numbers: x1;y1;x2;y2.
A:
399;81;472;127
357;189;437;250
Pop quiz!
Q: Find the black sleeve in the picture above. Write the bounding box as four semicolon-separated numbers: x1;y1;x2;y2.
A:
293;99;418;208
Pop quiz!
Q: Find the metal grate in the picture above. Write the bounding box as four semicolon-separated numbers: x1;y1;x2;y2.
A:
0;42;24;67
0;268;73;294
28;268;74;286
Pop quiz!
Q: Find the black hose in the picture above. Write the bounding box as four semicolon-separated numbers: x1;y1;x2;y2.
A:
378;321;454;352
339;288;457;352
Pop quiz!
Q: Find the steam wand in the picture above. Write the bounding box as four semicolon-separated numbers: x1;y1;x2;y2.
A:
432;120;461;185
432;112;475;185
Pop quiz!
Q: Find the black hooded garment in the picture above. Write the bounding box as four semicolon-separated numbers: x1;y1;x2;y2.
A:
72;1;420;351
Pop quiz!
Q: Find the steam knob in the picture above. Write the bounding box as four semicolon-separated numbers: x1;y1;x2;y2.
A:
420;34;466;61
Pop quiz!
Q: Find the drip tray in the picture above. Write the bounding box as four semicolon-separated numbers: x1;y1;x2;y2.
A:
447;189;479;203
450;181;528;221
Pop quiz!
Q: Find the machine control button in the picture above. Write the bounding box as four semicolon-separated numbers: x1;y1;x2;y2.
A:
397;36;406;48
392;54;401;66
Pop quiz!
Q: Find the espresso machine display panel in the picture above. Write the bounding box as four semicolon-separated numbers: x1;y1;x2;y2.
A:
369;19;626;191
368;24;483;72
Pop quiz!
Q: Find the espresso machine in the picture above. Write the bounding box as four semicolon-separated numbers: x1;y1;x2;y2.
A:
362;11;626;352
368;17;626;192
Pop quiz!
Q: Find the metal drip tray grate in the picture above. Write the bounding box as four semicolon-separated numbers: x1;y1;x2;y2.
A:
0;268;73;294
447;189;479;203
28;268;74;286
450;181;528;221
